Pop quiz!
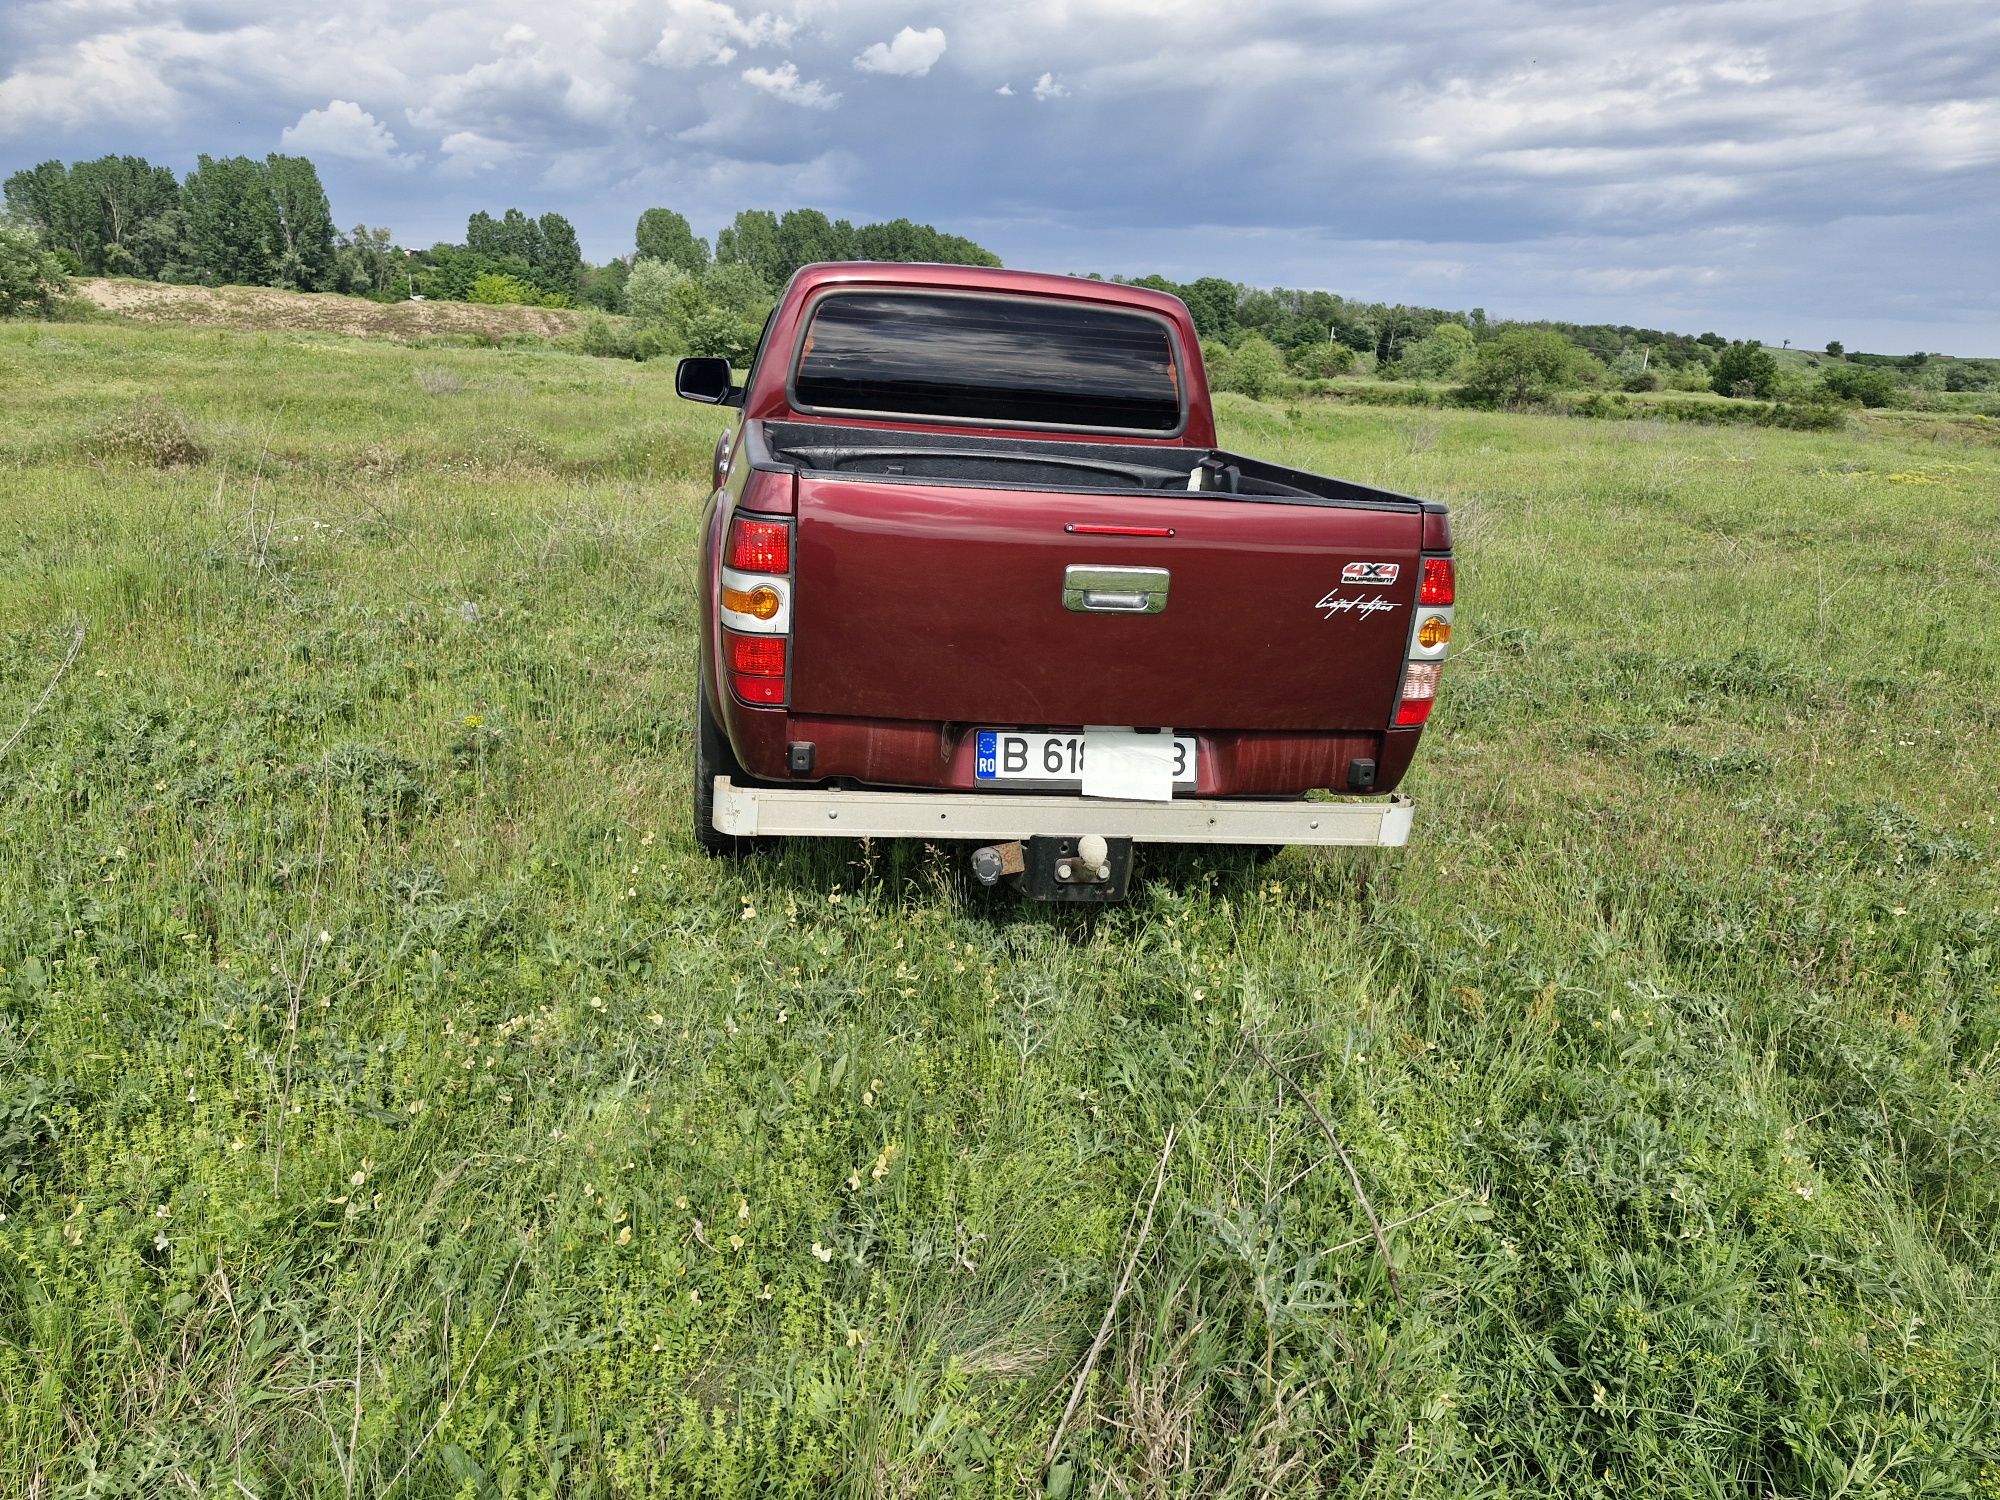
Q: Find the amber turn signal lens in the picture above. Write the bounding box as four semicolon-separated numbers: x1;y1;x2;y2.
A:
722;583;782;620
1416;615;1451;650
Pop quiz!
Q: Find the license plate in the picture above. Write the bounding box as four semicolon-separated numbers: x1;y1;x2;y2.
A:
974;730;1197;786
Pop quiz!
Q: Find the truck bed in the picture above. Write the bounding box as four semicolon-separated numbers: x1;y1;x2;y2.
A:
757;420;1432;511
743;420;1439;735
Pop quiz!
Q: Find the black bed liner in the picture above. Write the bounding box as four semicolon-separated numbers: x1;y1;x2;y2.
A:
752;420;1437;511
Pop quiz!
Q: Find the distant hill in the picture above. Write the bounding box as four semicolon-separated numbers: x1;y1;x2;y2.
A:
76;279;599;339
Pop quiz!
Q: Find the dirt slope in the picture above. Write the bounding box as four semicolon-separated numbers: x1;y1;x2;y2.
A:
77;279;597;339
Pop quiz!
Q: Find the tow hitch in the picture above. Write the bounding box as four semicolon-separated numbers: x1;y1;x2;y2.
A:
972;834;1133;902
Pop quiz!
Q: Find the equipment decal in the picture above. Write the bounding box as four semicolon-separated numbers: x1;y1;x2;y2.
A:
1341;561;1400;584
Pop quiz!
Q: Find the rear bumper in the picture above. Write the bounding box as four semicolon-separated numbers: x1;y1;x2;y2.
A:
711;778;1413;846
723;708;1425;799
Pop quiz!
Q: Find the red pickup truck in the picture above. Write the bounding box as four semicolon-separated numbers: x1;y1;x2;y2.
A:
677;263;1453;900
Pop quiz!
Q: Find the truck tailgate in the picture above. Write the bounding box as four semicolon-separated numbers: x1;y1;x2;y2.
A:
789;478;1424;731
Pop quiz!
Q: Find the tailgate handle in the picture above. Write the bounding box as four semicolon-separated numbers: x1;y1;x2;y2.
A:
1064;565;1169;615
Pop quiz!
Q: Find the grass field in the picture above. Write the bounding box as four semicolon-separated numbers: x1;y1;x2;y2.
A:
1;319;1995;1498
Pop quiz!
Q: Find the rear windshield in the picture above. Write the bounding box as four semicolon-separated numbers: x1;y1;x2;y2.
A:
791;291;1184;433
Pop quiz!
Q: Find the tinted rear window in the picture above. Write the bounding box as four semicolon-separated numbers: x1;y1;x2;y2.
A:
792;292;1184;433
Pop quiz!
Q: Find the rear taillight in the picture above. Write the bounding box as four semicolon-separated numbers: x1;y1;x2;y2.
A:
1394;662;1442;726
1393;554;1453;729
727;517;791;574
727;632;786;676
719;513;792;707
724;630;787;704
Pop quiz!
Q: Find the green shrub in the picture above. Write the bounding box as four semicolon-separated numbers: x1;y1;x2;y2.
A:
467;272;544;307
1395;322;1474;381
1288;340;1357;378
570;313;642;361
621;259;771;363
30;293;101;324
1820;363;1903;408
1608;351;1663;392
1330;382;1450;408
1571;390;1634;418
1211;334;1285;399
624;258;696;326
631;325;677;362
1763;397;1848;430
1456;328;1600;407
1711;341;1779;398
1;223;73;317
681;307;759;363
84;399;209;466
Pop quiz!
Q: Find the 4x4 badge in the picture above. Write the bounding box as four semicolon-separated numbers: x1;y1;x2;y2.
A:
1341;561;1400;584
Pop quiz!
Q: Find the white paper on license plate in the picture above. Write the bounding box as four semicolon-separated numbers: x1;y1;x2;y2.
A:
1081;728;1175;802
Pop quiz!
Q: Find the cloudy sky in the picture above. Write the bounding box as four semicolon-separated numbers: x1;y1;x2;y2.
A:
5;0;1998;352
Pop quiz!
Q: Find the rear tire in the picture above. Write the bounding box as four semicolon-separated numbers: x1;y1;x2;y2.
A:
694;683;760;857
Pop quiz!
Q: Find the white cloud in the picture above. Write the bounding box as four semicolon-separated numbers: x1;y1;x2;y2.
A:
853;26;947;78
280;100;414;166
409;29;632;155
1578;265;1721;292
1032;71;1066;101
995;83;1014;96
436;129;516;175
652;0;796;69
741;61;839;108
0;31;179;132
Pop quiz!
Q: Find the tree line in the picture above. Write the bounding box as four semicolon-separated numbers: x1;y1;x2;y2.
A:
6;149;1991;404
5;153;365;291
1112;273;1997;406
0;153;999;306
564;206;1005;360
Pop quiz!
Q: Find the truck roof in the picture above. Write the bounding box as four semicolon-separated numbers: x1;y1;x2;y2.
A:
780;261;1196;320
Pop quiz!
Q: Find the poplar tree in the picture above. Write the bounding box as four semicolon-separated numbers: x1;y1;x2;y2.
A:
181;155;281;286
3;161;92;265
264;154;337;290
533;212;582;298
68;156;182;275
714;210;783;285
634;208;709;275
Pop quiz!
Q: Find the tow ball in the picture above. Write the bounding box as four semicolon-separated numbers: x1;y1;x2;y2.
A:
971;834;1134;902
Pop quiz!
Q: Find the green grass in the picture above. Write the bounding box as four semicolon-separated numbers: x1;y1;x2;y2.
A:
1;321;1995;1498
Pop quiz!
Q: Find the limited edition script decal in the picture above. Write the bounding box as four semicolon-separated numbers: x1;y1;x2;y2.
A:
1315;592;1399;620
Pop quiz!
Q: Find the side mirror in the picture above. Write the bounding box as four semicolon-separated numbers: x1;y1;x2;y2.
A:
676;356;740;405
